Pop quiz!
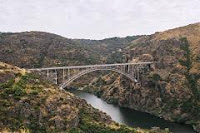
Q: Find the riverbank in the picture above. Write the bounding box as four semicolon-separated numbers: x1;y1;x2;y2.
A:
81;83;198;133
71;89;195;133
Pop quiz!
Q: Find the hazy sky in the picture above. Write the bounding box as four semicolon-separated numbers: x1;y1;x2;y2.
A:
0;0;200;39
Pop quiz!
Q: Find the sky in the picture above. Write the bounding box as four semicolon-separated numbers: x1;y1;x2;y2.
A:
0;0;200;39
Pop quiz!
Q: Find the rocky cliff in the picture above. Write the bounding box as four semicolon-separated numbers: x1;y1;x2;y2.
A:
84;23;200;132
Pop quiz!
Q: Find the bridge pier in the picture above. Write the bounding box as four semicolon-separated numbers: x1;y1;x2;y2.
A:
47;70;49;78
62;69;65;82
29;62;154;89
54;69;58;84
68;68;70;80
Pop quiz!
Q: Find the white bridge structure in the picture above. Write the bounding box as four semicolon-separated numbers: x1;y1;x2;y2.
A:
29;62;154;90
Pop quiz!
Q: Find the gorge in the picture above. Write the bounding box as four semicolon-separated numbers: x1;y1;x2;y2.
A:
70;89;195;133
0;22;200;133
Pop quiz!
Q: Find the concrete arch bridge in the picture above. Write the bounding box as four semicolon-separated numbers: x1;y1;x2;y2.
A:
28;62;154;90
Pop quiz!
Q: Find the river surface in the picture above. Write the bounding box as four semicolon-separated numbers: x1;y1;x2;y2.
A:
70;90;195;133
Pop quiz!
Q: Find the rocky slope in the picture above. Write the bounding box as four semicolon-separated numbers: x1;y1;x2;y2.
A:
0;31;139;68
83;23;200;132
0;62;171;133
0;22;200;132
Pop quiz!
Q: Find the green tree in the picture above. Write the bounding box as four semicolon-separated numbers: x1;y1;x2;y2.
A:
150;73;162;91
179;37;200;100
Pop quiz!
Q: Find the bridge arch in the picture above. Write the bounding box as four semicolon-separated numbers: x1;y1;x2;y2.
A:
59;67;138;89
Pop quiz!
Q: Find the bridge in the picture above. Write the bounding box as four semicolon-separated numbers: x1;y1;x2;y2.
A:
28;62;154;90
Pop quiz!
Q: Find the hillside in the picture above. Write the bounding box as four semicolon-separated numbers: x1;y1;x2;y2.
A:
129;22;200;73
83;23;200;132
0;31;139;68
0;22;199;132
0;62;171;133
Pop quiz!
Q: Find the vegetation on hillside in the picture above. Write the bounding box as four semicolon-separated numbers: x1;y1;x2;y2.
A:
179;37;200;100
0;62;170;133
82;23;200;132
1;22;200;132
0;32;139;68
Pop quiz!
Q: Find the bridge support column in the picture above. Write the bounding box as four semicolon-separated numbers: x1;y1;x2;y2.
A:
54;69;58;84
137;68;140;81
127;65;129;73
68;68;70;80
121;65;125;73
47;70;49;78
129;66;134;79
62;69;65;82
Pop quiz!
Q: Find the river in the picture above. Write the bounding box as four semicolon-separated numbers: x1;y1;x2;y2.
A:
70;90;195;133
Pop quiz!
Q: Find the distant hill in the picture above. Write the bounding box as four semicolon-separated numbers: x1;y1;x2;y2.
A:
0;31;139;68
129;22;200;74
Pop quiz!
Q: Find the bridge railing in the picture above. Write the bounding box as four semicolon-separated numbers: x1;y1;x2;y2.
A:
28;62;154;71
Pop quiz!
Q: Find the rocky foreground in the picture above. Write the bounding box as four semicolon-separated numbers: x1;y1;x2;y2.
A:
0;62;170;133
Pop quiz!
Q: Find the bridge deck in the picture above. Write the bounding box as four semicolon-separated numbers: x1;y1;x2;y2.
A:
28;62;154;71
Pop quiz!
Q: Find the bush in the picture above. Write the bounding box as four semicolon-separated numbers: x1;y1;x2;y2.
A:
151;73;162;81
95;89;104;97
96;77;106;87
0;79;14;89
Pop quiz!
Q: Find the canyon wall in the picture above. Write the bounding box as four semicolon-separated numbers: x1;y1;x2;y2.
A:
84;23;200;132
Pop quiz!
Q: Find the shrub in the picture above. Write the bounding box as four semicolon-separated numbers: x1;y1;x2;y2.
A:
0;79;14;89
179;37;200;100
